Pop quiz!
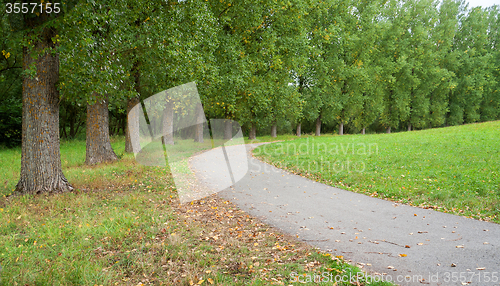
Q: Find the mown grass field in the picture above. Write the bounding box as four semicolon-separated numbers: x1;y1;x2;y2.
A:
0;136;391;285
254;121;500;223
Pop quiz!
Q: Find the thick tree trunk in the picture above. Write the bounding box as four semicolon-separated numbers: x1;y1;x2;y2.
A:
315;115;321;136
85;95;119;165
248;122;257;140
339;122;344;135
224;119;232;140
194;103;204;143
271;121;277;138
15;28;72;195
296;122;301;137
386;126;391;134
408;123;412;131
162;100;174;145
362;127;366;134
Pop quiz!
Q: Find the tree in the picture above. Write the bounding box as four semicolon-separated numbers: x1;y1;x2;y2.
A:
85;94;119;165
13;1;73;194
206;0;307;139
301;0;345;136
448;5;493;125
377;0;414;133
426;0;461;128
480;5;500;121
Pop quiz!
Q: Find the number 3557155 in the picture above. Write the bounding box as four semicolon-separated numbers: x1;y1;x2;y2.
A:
6;3;61;14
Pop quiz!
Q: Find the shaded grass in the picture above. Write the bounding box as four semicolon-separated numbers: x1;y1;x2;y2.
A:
254;121;500;223
0;136;392;285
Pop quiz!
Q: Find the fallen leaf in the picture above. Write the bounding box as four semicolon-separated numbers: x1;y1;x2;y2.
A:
456;245;464;248
207;278;214;285
399;254;407;257
476;267;485;270
405;245;410;248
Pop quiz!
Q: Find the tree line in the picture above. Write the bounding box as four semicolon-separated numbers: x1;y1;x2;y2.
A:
1;0;499;194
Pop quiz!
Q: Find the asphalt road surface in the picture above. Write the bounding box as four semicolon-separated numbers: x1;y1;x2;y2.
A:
190;143;500;286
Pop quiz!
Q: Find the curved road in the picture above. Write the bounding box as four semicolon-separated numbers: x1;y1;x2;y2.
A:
190;143;500;286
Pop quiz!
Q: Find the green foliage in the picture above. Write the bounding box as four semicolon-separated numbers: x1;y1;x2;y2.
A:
0;96;22;147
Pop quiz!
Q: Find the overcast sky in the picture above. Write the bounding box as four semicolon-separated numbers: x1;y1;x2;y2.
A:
466;0;500;8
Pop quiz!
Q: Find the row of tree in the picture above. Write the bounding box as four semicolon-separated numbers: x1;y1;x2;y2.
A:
1;0;499;194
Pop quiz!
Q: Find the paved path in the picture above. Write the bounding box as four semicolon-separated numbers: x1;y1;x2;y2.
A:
190;144;500;286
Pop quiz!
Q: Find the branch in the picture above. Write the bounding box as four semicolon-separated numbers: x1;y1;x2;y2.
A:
0;66;22;73
218;4;233;19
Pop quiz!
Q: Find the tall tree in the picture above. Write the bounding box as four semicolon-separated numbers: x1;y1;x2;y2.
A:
13;1;73;194
377;0;414;133
448;5;493;125
426;0;461;128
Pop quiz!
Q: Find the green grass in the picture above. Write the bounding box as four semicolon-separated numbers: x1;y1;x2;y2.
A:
0;136;392;285
254;121;500;223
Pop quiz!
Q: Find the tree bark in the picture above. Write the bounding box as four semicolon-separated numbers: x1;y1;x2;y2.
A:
296;122;301;137
162;99;174;145
408;123;412;131
85;94;119;165
126;56;141;152
315;115;321;136
194;103;204;143
386;126;391;134
248;122;257;140
125;96;140;153
15;27;72;195
271;121;277;138
339;122;344;135
362;127;366;134
224;119;232;140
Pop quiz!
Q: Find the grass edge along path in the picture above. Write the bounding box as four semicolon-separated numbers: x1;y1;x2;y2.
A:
253;121;500;224
0;136;393;285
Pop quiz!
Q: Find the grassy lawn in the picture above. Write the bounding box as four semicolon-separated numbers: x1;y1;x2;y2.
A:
254;121;500;223
0;137;392;285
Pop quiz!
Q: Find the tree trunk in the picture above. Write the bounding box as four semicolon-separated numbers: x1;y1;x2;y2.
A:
162;99;174;145
362;127;366;134
15;27;72;195
224;119;232;140
271;121;277;138
248;122;257;140
85;95;119;165
408;123;412;131
339;122;344;135
125;96;140;152
315;115;321;136
386;126;391;134
194;103;204;143
68;104;76;138
296;122;301;137
126;57;142;152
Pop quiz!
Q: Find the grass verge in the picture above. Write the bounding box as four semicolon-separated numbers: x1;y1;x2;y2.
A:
0;136;392;285
254;121;500;223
